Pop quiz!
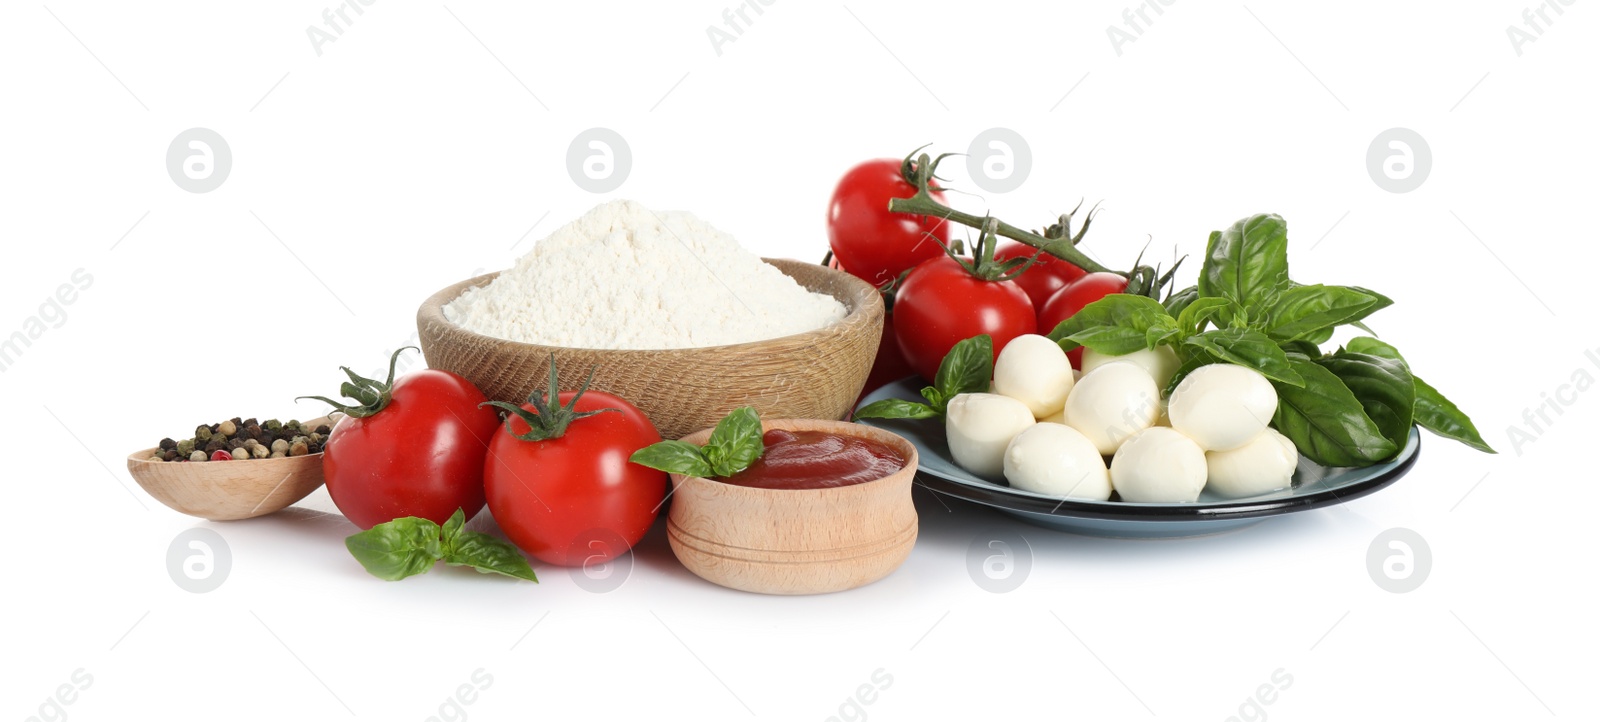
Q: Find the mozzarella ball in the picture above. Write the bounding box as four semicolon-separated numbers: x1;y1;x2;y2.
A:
1003;423;1112;501
1206;428;1299;498
1168;364;1278;451
1110;427;1208;503
993;334;1076;419
946;393;1036;479
1082;345;1182;391
1064;361;1161;455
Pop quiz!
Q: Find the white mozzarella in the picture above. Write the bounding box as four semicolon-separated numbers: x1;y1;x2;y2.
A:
1081;345;1182;391
993;334;1076;419
1109;427;1208;503
1064;361;1161;455
946;393;1036;479
1003;423;1112;501
1168;364;1277;451
1206;428;1299;498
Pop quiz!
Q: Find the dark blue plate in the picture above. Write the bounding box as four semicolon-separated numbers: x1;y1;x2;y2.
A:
856;378;1421;538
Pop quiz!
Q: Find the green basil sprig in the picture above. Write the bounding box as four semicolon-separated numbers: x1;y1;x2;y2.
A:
1345;337;1493;453
852;335;994;421
1043;212;1493;465
345;508;538;582
630;406;765;478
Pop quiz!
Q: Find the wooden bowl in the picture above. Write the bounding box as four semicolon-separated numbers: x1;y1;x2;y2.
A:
416;258;884;440
666;419;918;595
125;417;330;521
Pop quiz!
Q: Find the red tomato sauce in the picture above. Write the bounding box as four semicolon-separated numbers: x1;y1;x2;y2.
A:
718;429;905;490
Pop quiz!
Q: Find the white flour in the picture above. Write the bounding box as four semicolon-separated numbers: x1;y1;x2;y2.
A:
443;200;848;349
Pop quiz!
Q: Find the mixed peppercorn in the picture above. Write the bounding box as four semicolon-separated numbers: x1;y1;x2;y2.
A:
149;417;333;462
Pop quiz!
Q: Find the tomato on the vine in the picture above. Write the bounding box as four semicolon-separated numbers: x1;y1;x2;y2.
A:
1039;272;1129;368
483;367;667;568
859;310;915;404
306;349;500;530
893;256;1037;383
994;241;1088;313
827;159;950;287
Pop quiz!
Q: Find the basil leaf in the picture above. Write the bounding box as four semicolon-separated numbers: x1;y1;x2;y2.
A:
1164;354;1217;397
1176;297;1233;337
934;335;994;402
444;531;539;582
1279;339;1323;359
1182;328;1304;387
1316;351;1415;454
703;406;764;477
853;398;941;421
629;440;715;477
1413;377;1495;453
1198;214;1291;318
1263;284;1381;341
1145;318;1181;349
1271;356;1398;466
1163;285;1199;317
1345;337;1494;453
345;517;444;582
1347;286;1395;316
1048;294;1172;353
440;507;466;551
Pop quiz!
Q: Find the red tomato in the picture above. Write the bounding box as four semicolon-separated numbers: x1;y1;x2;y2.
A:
1038;272;1129;368
323;370;500;530
994;241;1088;313
857;310;915;405
827;159;950;287
893;256;1037;383
832;252;915;403
485;390;666;567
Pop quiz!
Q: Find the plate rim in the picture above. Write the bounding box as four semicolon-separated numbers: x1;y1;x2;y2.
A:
859;377;1421;523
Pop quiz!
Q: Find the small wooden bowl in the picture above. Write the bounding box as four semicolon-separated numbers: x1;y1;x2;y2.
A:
666;419;918;595
126;417;331;521
416;258;883;440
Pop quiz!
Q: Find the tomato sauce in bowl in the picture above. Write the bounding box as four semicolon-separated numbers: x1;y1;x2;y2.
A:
717;429;905;490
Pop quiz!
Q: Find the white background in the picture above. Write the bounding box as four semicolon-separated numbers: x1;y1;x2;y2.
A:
3;1;1595;720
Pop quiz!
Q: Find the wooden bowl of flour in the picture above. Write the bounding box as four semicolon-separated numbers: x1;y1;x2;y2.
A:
416;259;884;440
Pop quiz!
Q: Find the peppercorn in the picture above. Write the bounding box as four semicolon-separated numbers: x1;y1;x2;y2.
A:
226;438;248;451
289;441;309;457
210;450;232;462
244;423;263;440
190;450;207;462
176;439;195;457
265;419;282;433
250;444;269;459
230;447;249;460
159;438;177;451
286;420;301;431
271;439;289;454
163;450;179;462
148;454;164;462
242;418;258;429
195;426;212;442
269;451;286;459
218;419;238;437
308;432;324;446
315;424;332;435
